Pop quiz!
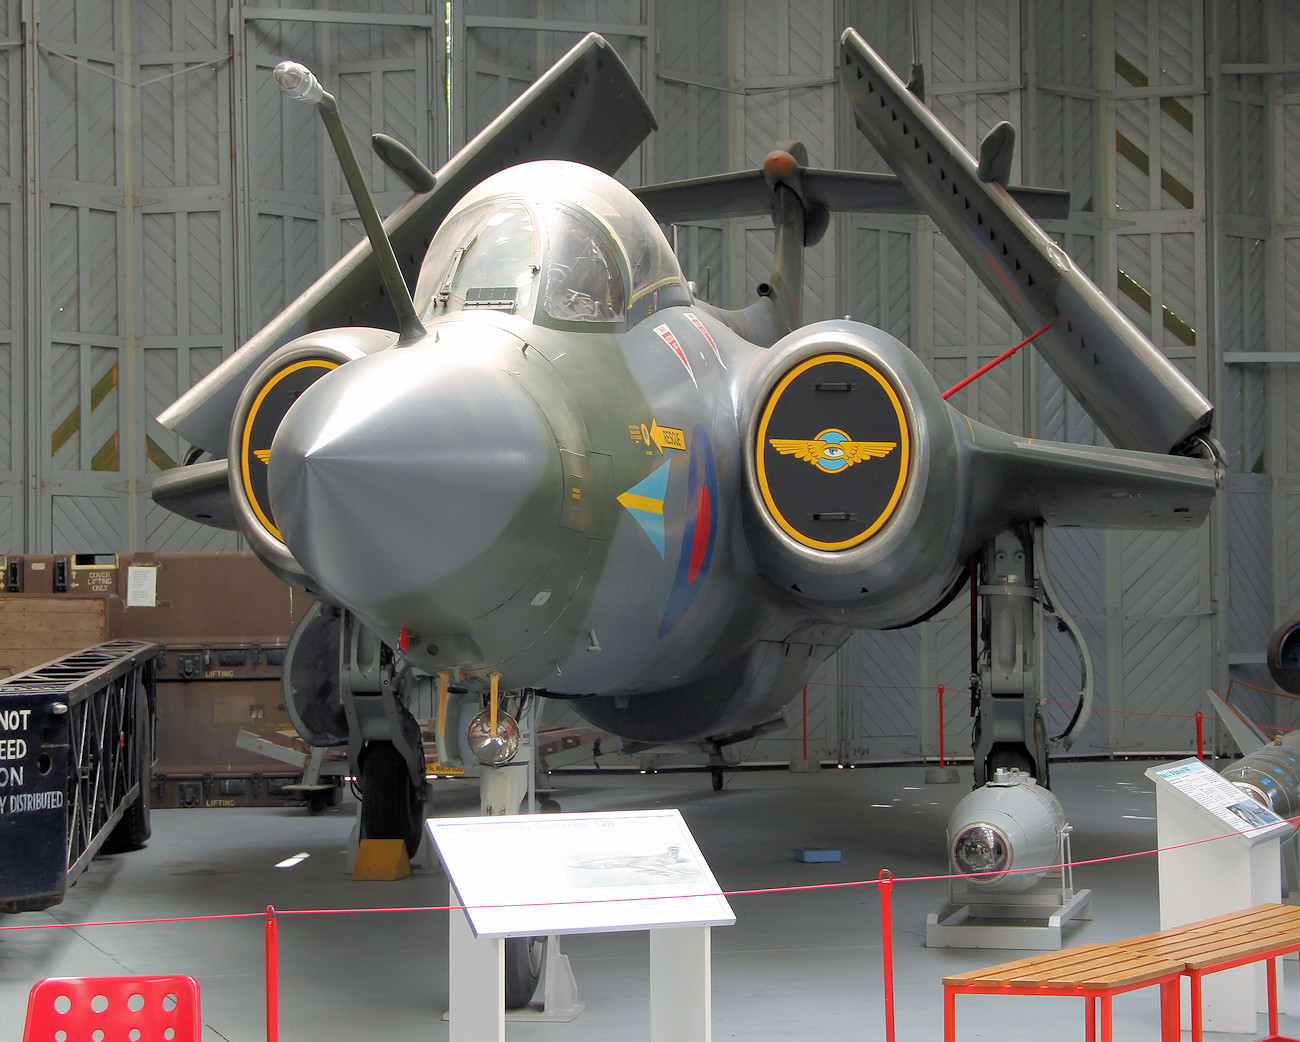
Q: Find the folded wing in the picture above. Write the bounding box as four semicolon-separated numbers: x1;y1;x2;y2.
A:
840;28;1213;457
161;33;656;456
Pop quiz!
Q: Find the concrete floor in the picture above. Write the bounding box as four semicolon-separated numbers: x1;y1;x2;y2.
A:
1;759;1296;1040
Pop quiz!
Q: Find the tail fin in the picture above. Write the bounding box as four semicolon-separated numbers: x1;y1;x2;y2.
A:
641;142;811;347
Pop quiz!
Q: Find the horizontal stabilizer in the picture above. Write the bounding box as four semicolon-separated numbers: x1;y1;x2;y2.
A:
841;28;1213;456
965;419;1218;537
634;167;1067;227
151;458;238;531
161;33;655;455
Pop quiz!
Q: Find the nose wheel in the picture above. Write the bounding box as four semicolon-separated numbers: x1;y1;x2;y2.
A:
359;740;425;857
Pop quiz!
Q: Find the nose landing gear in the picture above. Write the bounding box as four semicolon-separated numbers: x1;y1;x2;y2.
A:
358;740;426;857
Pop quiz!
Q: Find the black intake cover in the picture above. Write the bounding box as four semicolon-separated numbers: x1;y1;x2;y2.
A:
755;354;911;551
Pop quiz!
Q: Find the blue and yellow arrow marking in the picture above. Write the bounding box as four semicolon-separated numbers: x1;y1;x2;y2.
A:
617;461;671;558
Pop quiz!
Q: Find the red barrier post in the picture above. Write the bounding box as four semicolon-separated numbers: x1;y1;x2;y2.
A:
802;685;808;761
265;905;279;1042
879;870;896;1042
937;685;946;768
1196;710;1205;761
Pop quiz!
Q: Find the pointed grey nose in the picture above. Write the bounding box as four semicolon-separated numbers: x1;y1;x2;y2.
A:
267;345;563;624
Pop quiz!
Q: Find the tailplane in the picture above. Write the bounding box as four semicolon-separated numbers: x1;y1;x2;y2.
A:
635;140;1067;348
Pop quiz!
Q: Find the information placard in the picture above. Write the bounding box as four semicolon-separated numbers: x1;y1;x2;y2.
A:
427;809;735;938
1148;757;1295;844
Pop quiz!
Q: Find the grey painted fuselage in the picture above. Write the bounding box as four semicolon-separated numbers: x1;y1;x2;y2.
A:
252;162;1213;746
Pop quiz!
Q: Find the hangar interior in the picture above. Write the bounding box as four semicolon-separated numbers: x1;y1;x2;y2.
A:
0;0;1293;765
2;0;1300;1039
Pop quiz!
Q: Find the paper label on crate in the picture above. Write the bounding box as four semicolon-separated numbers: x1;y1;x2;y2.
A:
125;566;158;607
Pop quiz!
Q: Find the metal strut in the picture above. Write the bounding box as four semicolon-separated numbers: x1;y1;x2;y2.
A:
338;610;425;792
969;523;1097;787
971;526;1050;787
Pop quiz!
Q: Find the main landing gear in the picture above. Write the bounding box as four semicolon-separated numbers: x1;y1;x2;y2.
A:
970;524;1094;788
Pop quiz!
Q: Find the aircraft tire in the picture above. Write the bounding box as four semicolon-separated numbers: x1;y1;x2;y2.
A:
360;741;424;857
504;936;546;1009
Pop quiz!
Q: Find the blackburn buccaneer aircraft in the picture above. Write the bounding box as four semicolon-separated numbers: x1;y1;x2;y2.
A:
152;29;1221;1003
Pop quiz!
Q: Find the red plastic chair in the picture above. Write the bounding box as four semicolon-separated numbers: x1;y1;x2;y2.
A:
23;975;202;1042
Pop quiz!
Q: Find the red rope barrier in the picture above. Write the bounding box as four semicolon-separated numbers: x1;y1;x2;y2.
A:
942;323;1053;399
802;683;1209;723
4;811;1294;934
0;911;266;932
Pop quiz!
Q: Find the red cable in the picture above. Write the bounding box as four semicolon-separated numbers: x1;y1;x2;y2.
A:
4;813;1295;932
942;323;1053;399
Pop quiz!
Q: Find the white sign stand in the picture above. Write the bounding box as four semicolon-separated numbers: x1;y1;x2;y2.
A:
650;925;712;1041
430;809;734;1042
1146;757;1295;1032
448;895;505;1042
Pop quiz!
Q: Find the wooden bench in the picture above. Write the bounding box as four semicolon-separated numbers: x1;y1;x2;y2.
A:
1112;904;1300;1042
943;904;1300;1042
942;942;1183;1042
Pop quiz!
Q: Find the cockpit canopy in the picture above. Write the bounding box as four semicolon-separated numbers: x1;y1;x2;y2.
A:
413;160;690;330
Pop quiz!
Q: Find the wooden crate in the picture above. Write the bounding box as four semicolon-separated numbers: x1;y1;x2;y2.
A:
0;597;108;679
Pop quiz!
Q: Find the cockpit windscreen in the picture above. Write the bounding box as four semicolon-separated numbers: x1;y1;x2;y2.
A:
413;160;690;329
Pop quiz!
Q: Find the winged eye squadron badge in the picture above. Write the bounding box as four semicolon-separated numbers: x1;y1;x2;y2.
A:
755;352;912;552
769;429;896;473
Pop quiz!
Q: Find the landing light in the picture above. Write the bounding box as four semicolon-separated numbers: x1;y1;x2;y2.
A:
951;825;1008;876
467;709;520;766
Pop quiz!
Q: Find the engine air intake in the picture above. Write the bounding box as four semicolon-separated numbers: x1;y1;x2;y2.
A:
755;352;911;551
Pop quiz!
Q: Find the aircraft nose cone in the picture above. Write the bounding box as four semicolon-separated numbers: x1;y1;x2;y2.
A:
267;346;562;621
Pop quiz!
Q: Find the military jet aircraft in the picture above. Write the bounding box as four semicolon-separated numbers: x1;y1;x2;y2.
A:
153;29;1220;991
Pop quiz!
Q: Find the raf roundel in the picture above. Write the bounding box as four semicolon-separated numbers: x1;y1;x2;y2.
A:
756;353;911;551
